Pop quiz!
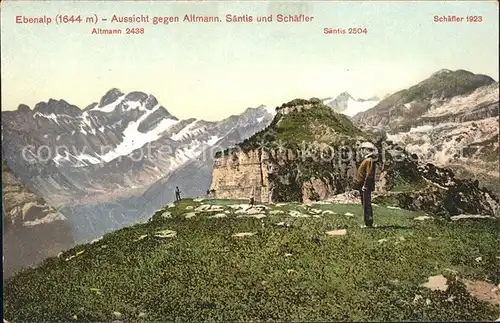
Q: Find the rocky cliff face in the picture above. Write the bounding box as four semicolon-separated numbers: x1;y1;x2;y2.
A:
353;71;499;196
210;149;271;202
353;69;496;130
210;98;365;203
209;96;499;217
2;160;74;279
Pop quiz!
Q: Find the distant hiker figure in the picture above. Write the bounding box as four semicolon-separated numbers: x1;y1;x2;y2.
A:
355;142;378;227
249;187;255;205
175;186;182;202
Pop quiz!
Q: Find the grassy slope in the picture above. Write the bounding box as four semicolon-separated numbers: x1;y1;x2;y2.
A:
3;199;500;322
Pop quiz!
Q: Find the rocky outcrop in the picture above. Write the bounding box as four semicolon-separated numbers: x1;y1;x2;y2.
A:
2;161;74;279
209;149;273;202
209;132;499;217
353;72;499;198
353;70;496;130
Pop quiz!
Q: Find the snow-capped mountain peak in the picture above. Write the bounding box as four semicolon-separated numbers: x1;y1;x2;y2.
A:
2;89;274;206
323;92;380;117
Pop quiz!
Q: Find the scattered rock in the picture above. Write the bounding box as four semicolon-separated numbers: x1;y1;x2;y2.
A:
399;236;406;242
450;214;495;221
284;253;293;257
138;312;147;318
209;213;227;219
185;212;197;219
413;294;423;304
228;204;250;209
89;288;102;295
389;279;400;285
287;269;298;274
444;268;458;274
325;229;347;236
308;208;323;215
65;250;85;262
463;279;500;306
289;210;309;218
326;191;360;204
167;203;175;208
161;211;172;218
195;205;225;212
322;210;337;215
134;234;148;242
387;206;402;210
344;212;354;217
446;295;456;302
421;275;448;292
193;198;205;202
414;215;432;221
235;205;267;215
427;237;434;240
232;232;257;237
475;256;482;262
270;210;285;215
312;201;332;205
425;298;432;305
90;237;103;244
185;206;194;210
378;238;388;243
113;311;122;318
154;230;176;238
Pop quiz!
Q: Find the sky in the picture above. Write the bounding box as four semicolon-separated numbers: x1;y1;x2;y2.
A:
1;1;499;121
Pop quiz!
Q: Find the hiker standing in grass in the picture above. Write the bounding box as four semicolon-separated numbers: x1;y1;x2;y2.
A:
175;186;182;202
355;142;378;228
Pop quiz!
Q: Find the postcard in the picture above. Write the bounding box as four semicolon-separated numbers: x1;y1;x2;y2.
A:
1;1;499;321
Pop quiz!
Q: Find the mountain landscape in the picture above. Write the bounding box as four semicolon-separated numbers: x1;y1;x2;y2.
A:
3;92;500;319
323;92;380;117
1;90;273;241
1;89;274;207
2;68;499;321
352;69;499;194
209;97;498;217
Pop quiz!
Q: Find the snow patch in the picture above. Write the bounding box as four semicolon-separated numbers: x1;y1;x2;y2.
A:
94;94;126;113
342;97;380;117
22;212;66;226
98;105;180;162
